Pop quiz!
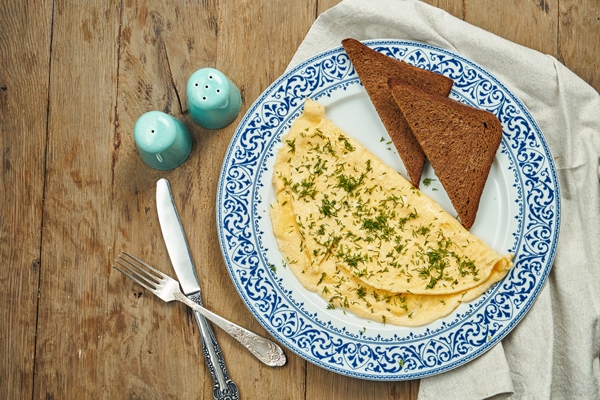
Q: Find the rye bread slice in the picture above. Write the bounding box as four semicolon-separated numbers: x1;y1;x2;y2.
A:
342;38;454;187
388;78;503;230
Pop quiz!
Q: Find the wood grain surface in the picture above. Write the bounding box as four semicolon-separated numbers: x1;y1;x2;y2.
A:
1;0;597;399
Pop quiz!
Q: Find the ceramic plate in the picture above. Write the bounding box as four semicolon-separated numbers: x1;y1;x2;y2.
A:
216;40;560;380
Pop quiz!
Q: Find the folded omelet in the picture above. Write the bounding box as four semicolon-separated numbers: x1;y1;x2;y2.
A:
271;99;513;326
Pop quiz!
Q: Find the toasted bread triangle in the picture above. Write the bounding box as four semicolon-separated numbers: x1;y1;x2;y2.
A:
388;78;503;230
342;38;453;187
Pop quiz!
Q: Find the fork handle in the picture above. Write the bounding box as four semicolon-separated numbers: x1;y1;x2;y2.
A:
175;293;287;367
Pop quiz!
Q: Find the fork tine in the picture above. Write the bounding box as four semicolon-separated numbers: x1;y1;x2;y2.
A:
117;255;161;285
114;251;164;288
112;262;155;292
121;252;170;280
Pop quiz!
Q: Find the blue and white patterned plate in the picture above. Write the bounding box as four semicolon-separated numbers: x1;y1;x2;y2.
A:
216;40;560;380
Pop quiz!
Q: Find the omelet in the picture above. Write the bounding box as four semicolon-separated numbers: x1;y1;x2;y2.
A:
270;99;513;326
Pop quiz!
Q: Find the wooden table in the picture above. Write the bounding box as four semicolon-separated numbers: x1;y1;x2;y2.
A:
2;1;598;398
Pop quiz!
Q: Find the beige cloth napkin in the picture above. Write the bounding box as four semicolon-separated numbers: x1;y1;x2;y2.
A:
287;0;600;398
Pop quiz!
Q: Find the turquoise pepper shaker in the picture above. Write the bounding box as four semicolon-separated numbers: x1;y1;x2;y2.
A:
133;111;192;170
186;68;242;129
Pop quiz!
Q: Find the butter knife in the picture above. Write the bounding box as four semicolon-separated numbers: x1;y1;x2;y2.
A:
156;178;239;400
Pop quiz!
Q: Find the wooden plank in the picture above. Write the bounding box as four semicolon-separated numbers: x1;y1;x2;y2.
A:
307;367;419;400
317;0;342;15
463;0;558;56
423;0;464;19
31;0;121;398
107;1;220;398
0;1;52;399
422;0;599;93
559;0;600;92
107;0;316;398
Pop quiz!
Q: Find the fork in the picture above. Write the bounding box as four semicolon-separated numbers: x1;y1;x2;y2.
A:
113;252;286;367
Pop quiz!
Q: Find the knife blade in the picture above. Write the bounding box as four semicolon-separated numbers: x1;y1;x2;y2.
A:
156;178;239;400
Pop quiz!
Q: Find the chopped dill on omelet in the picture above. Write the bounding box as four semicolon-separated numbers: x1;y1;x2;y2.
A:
270;99;513;327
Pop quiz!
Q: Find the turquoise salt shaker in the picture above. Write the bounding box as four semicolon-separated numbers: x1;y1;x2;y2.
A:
133;111;192;170
186;68;242;129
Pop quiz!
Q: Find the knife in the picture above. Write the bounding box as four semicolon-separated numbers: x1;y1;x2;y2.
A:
156;178;239;400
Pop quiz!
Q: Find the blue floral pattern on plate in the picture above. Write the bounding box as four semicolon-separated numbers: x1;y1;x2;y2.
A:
216;40;560;380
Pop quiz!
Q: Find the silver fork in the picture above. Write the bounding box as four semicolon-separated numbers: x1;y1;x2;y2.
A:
113;252;286;367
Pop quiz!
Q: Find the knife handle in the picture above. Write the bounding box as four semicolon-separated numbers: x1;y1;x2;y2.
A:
188;294;240;400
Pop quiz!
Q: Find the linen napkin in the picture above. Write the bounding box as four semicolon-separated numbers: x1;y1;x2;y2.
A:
287;0;600;398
